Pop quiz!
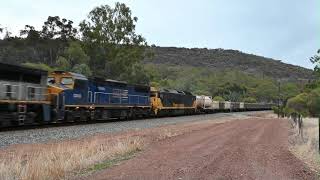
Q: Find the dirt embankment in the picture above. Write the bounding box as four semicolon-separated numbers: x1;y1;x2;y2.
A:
0;112;316;180
90;118;316;180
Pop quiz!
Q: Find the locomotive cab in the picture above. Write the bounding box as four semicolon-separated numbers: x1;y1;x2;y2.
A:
48;71;89;121
48;71;77;93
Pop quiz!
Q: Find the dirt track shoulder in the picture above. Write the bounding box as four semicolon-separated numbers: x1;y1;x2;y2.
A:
89;118;316;180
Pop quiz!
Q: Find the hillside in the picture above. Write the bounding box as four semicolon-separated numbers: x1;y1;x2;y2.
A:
0;38;312;102
144;47;313;81
0;37;313;81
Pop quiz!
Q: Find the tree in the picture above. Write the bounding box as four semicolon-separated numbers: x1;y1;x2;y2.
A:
308;88;320;117
20;25;41;42
56;56;71;71
33;16;78;65
243;97;257;103
63;41;89;66
310;49;320;76
79;2;148;81
213;96;225;101
41;16;77;40
3;28;12;39
307;85;320;153
56;41;91;74
120;63;149;84
286;93;309;136
281;83;300;100
286;93;309;117
254;81;277;102
22;62;54;71
71;64;92;76
216;83;247;101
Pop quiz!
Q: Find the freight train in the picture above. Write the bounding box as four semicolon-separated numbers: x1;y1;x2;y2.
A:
0;62;272;127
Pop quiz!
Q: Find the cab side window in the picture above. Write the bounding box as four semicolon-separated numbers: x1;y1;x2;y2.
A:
74;79;88;89
27;87;36;99
5;85;12;99
47;77;56;85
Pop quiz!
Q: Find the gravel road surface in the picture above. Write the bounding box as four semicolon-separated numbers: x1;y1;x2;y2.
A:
90;118;316;180
0;111;256;149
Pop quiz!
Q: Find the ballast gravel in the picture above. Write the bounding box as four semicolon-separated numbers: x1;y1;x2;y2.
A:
0;112;257;149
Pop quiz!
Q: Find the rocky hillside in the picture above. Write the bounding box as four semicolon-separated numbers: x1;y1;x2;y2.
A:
144;47;313;81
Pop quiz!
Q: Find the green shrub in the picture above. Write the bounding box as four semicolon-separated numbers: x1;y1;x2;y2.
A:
213;96;225;101
243;97;257;103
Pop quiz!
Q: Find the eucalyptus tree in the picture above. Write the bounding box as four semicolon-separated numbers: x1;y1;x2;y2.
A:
310;49;320;152
79;2;148;82
310;49;320;76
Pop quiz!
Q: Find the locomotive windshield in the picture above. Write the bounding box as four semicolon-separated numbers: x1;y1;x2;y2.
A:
47;77;55;85
61;77;73;85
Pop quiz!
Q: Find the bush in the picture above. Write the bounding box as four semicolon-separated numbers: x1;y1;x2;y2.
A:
286;93;309;117
307;88;320;117
22;62;54;71
213;96;225;101
243;97;257;103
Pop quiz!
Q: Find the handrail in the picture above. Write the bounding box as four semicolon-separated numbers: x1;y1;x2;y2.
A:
94;92;149;104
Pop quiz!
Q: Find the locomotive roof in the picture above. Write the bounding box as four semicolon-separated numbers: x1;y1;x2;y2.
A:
91;77;150;89
106;79;127;85
51;71;88;80
0;62;47;76
69;72;88;80
159;88;194;95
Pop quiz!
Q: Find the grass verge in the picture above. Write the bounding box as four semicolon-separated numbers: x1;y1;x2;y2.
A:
0;126;188;180
87;149;139;172
288;117;320;174
0;112;254;180
0;137;143;180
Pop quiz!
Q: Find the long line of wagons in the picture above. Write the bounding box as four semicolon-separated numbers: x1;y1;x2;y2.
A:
0;62;272;127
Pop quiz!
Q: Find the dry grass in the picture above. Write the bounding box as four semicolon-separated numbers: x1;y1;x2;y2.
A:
0;112;261;180
0;127;190;180
289;117;320;173
0;137;143;180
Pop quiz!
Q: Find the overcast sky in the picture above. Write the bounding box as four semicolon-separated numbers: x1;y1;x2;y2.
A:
0;0;319;69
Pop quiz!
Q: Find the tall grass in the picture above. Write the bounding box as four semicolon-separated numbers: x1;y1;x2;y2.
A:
0;126;189;180
0;137;142;180
289;117;320;172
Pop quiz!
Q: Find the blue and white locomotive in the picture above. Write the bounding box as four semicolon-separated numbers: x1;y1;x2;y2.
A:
48;71;151;122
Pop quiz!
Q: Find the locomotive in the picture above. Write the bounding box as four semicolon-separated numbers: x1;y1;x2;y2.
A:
0;63;50;127
0;62;273;127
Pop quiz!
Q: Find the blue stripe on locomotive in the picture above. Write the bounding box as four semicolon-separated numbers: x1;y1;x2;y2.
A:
61;80;89;105
59;76;150;107
88;79;150;106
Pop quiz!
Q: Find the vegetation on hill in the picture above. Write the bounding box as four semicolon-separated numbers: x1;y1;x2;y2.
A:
145;47;314;81
0;2;311;103
145;64;302;102
281;50;320;118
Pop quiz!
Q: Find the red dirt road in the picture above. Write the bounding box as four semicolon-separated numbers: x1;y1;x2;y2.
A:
90;118;316;180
